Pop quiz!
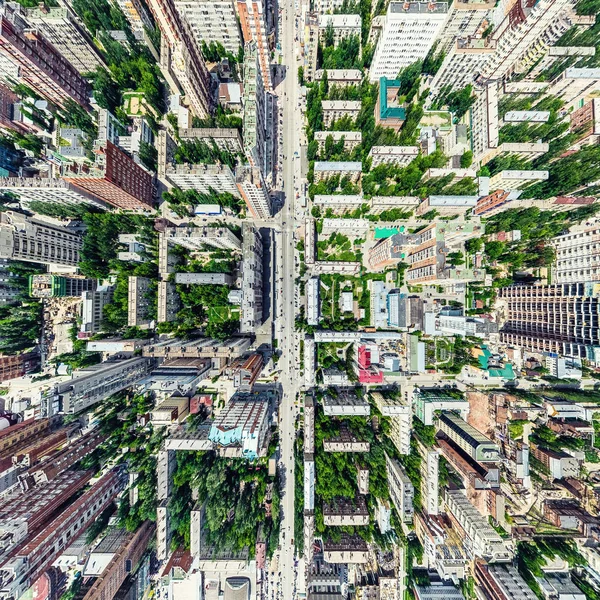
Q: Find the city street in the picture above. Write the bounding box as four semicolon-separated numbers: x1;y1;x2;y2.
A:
272;0;304;597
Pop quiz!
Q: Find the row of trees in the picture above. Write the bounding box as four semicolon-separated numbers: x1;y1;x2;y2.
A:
173;139;239;169
162;187;245;218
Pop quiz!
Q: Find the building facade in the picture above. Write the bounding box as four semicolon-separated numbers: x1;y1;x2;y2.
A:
552;225;600;284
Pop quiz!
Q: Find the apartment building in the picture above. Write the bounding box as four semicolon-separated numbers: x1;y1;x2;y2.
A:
179;128;244;154
436;0;494;52
438;412;500;463
226;353;264;390
418;440;440;515
318;14;361;46
547;66;600;106
313;161;362;183
530;445;580;480
315;130;362;152
323;496;369;526
386;453;414;523
375;77;407;131
0;469;125;600
368;145;419;167
488;170;548;191
142;337;251;359
175;0;241;54
237;0;272;89
0;3;91;109
303;11;319;82
307;276;320;326
471;83;499;164
80;286;114;335
22;5;106;74
208;391;272;459
314;0;346;12
474;560;537;600
236;164;272;219
370;1;449;82
0;211;83;267
321;100;361;127
240;222;264;333
29;275;97;299
479;142;549;166
570;98;600;145
242;40;275;183
552;225;600;284
413;389;469;426
314;68;363;87
127;276;153;329
445;490;513;562
147;0;215;117
429;38;496;97
164;225;242;251
114;0;154;35
42;357;154;416
499;283;600;363
166;163;240;197
323;390;371;416
480;0;577;82
0;352;40;382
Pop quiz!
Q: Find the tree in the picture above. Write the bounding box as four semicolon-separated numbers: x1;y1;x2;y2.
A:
465;238;483;254
138;140;158;172
447;251;465;266
484;241;506;261
297;66;304;85
460;150;473;168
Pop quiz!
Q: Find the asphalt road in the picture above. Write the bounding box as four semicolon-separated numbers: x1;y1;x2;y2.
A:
272;0;303;597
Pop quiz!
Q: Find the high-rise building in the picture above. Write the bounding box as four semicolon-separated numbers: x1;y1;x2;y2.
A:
165;163;240;197
370;1;449;82
437;412;500;463
0;352;39;382
114;0;154;36
0;469;126;600
240;222;264;333
552;225;600;284
237;0;272;89
0;3;91;109
385;453;414;523
436;0;494;52
175;0;242;55
21;5;106;74
29;275;97;298
0;212;83;267
242;41;275;185
146;0;215;117
81;286;114;335
499;283;600;363
42;357;155;416
236;164;272;219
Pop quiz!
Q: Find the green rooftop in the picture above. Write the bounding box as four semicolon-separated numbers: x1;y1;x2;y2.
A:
379;78;406;121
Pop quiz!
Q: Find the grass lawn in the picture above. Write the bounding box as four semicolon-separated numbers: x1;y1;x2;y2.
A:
209;306;239;323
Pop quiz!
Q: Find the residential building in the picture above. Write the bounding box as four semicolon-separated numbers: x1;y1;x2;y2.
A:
314;130;362;152
413;388;469;426
530;445;580;480
471;83;499;164
0;352;40;382
313;261;361;275
128;276;153;328
499;283;600;363
243;40;275;183
368;145;419;167
314;68;363;87
240;222;264;333
147;0;215;117
375;78;406;131
370;1;449;82
164;225;242;251
166;163;239;197
314;0;346;12
323;496;369;526
537;573;586;600
414;582;466;600
438;412;501;462
22;5;106;74
435;314;497;338
313;161;362;183
305;217;315;265
208;391;272;459
80;286;114;335
429;38;496;97
0;469;125;600
545;67;600;105
504;110;550;123
236;164;272;219
570;98;600;145
0;259;21;304
322;100;361;127
29;275;97;299
385;453;414;523
0;211;82;267
479;0;578;83
323;390;370;416
436;0;494;52
372;392;412;455
179;128;243;153
114;0;154;35
370;195;420;214
307;276;320;326
175;0;241;55
174;273;233;285
479;142;549;166
323;424;370;452
445;490;513;562
0;3;91;109
318;14;361;46
237;0;271;89
323;534;369;564
474;560;537;600
418;440;440;515
142;337;251;359
313;195;363;214
303;11;318;82
42;357;154;416
488;170;549;191
552;224;600;284
416;195;478;216
226;353;263;390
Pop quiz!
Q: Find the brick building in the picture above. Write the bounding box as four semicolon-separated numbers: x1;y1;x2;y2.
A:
0;352;40;382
